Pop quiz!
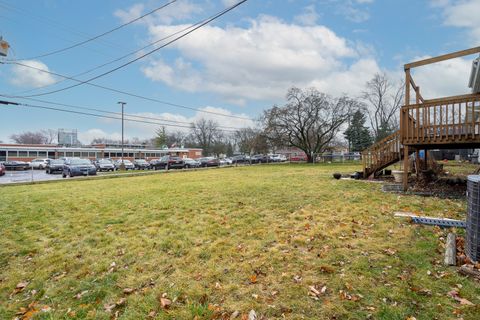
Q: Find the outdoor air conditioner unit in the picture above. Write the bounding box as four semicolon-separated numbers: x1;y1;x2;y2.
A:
469;56;480;93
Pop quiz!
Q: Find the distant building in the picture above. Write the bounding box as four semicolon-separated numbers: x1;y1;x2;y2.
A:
58;129;80;146
0;143;203;162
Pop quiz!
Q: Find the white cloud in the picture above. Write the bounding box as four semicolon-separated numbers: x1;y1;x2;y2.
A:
337;4;370;23
433;0;480;44
142;15;380;103
10;60;57;88
410;56;472;99
222;0;239;7
114;1;202;26
294;5;319;26
78;129;122;144
78;106;256;144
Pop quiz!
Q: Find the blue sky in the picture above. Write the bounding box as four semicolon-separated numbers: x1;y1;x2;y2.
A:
0;0;479;143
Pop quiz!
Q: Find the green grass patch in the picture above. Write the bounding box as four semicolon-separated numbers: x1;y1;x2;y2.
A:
0;163;479;319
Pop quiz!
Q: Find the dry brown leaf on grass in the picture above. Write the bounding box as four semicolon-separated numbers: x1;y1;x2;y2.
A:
74;290;89;299
15;302;51;320
123;288;135;295
319;265;335;274
160;297;172;309
250;275;258;284
447;289;474;305
383;248;397;256
308;285;327;300
12;281;29;295
104;298;127;313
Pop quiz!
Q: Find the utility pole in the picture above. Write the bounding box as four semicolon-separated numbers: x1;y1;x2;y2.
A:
118;101;126;170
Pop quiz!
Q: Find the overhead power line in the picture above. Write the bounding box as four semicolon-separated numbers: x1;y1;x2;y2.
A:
0;62;254;121
10;17;208;95
0;99;240;132
7;0;178;61
13;96;247;130
0;1;253;122
4;0;248;99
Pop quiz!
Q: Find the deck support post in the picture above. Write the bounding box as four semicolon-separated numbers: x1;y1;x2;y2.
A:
415;148;421;176
423;149;428;170
403;145;409;191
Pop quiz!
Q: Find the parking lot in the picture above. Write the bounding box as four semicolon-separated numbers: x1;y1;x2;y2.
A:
0;169;108;184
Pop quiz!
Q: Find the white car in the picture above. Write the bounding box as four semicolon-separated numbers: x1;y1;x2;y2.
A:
30;158;49;169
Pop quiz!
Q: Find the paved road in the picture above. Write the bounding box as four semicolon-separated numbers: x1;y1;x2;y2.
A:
0;169;96;184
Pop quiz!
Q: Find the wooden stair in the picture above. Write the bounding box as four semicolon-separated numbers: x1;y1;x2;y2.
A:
362;131;404;178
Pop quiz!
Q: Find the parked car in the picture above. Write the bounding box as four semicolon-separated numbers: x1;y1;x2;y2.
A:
0;163;5;176
45;159;65;174
62;158;97;178
251;154;270;163
30;158;49;169
198;157;220;167
114;159;135;170
270;154;287;162
230;155;250;164
290;154;308;161
183;158;200;168
94;159;115;172
2;160;31;171
150;156;185;170
133;159;150;170
223;158;233;165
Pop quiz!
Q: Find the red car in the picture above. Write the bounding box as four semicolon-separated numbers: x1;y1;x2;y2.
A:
290;154;307;161
0;163;5;176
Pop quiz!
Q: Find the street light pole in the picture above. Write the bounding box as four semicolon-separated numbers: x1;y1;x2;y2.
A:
118;101;126;170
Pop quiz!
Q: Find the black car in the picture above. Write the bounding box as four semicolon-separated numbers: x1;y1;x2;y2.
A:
62;158;97;178
150;156;185;170
2;161;31;171
45;159;64;174
133;159;150;170
198;157;220;167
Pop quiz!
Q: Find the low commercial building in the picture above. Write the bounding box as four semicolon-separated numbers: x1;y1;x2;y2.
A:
0;143;203;162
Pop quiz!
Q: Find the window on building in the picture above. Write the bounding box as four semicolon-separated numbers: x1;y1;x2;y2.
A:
38;151;47;157
74;152;81;157
28;151;38;157
66;152;73;157
8;150;18;157
18;151;28;157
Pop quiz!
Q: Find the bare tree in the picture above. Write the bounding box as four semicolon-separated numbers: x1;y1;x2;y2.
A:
190;118;221;156
10;130;53;144
263;87;357;163
363;73;404;141
41;129;57;144
235;127;269;155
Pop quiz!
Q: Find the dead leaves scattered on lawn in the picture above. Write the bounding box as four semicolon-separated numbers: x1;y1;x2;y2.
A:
11;281;29;296
447;289;474;305
14;302;51;320
308;284;327;300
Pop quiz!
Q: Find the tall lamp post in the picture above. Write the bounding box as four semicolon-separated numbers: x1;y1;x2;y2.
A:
118;101;126;170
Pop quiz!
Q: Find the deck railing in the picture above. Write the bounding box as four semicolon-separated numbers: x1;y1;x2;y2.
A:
400;94;480;145
362;131;401;177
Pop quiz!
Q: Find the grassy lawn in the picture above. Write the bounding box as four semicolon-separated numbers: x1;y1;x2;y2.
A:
1;163;479;319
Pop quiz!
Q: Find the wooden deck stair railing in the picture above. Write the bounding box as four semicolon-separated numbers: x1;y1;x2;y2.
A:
362;131;402;178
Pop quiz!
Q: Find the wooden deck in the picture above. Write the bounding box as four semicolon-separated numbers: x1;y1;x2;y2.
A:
401;93;480;148
362;46;480;187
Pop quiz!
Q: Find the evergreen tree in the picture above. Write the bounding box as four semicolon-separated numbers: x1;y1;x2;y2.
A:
154;127;167;148
344;110;373;152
